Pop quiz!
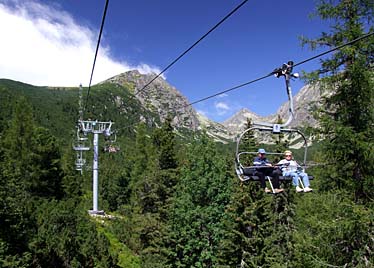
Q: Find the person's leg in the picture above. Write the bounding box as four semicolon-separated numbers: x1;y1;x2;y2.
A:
299;172;313;192
284;171;298;186
271;169;281;189
299;172;310;187
254;171;266;189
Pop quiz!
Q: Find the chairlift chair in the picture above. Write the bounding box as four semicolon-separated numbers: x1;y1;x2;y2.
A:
234;61;314;193
75;158;86;169
73;128;90;173
103;130;120;153
73;129;90;151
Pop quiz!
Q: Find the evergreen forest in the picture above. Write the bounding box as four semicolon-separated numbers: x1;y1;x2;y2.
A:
0;1;373;267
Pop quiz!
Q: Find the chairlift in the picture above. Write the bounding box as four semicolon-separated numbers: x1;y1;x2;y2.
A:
234;61;314;193
75;158;86;169
73;129;90;151
73;128;90;173
74;151;87;174
103;130;120;153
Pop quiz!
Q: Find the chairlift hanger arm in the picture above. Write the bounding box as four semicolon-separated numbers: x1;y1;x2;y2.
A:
256;61;299;128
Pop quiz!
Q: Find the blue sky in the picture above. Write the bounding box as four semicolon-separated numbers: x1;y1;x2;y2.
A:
0;0;330;122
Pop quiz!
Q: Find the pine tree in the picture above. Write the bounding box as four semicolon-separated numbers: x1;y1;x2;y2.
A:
30;199;119;267
166;134;233;267
220;179;297;267
29;126;64;199
151;117;180;223
0;97;37;256
152;117;177;170
60;147;84;200
238;118;259;166
217;177;264;267
0;97;69;264
126;123;170;266
240;118;258;152
135;118;180;266
302;0;374;201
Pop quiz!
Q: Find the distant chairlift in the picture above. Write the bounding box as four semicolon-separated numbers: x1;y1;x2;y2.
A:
234;61;314;192
103;130;120;153
73;128;90;172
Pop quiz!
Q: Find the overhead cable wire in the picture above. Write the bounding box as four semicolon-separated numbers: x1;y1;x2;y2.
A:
133;0;249;96
293;31;374;67
183;31;374;108
83;0;110;116
188;74;272;107
119;31;373;132
117;25;373;133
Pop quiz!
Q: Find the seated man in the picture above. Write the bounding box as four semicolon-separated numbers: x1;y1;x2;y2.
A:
253;148;284;194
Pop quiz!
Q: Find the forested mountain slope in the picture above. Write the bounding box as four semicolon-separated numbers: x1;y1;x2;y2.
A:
0;70;321;146
0;72;372;267
1;0;374;264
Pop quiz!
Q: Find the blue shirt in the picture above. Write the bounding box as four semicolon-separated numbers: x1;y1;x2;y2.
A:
253;156;270;166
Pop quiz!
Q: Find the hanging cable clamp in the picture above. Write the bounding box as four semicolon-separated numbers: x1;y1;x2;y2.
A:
272;61;297;78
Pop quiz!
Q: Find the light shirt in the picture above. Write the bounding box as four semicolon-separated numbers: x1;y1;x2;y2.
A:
278;159;298;172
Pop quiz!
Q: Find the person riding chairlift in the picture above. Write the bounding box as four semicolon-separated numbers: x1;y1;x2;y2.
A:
253;149;284;194
277;150;313;193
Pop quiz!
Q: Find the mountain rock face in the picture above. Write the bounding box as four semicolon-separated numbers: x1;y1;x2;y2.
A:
222;83;322;137
222;108;272;135
102;70;321;143
275;83;321;128
103;70;200;130
196;112;233;143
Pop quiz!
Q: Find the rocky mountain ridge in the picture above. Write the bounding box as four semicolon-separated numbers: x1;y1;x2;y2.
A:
103;70;200;130
103;70;322;143
223;83;321;134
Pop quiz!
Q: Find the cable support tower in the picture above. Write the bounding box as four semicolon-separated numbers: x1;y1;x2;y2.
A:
76;120;115;215
72;0;116;216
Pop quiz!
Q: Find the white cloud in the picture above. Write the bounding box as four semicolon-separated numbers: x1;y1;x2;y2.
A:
196;109;207;117
215;101;230;116
217;93;228;98
0;1;160;87
215;101;229;110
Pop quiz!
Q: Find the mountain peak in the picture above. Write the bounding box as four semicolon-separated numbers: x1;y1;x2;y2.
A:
103;70;200;130
102;71;321;141
221;83;321;136
222;107;264;133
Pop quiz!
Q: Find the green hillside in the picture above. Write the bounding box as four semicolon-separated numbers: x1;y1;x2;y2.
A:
0;79;163;143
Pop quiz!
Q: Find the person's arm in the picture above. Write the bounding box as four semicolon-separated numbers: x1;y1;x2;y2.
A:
253;157;262;166
276;159;287;169
294;160;305;172
264;158;272;167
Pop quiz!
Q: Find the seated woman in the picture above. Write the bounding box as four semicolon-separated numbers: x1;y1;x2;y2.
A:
277;150;313;193
253;148;284;194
